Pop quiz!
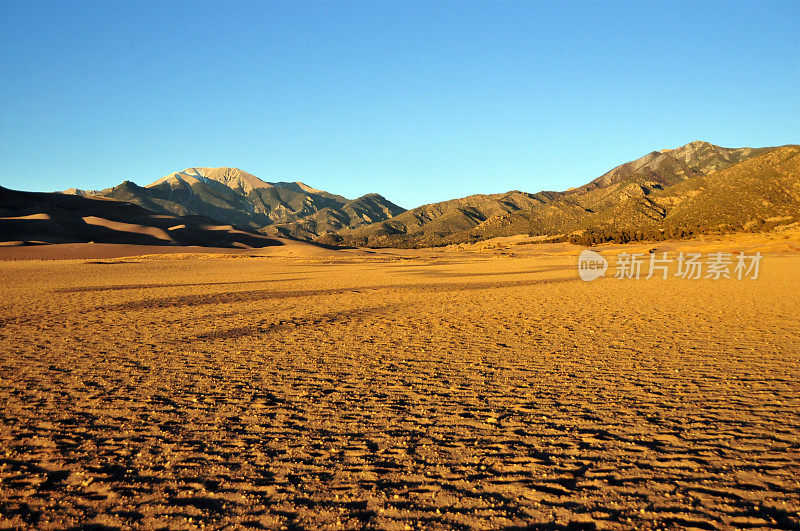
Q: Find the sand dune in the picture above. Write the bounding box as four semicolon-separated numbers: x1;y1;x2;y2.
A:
0;212;52;221
0;186;289;250
82;216;174;241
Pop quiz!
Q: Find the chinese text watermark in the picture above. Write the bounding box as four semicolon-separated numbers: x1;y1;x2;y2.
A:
579;251;761;281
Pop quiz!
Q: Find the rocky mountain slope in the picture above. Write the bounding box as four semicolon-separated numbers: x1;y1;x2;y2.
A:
320;191;561;247
66;167;405;237
501;144;800;245
327;141;797;247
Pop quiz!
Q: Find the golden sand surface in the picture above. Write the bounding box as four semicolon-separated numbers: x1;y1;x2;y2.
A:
0;239;799;529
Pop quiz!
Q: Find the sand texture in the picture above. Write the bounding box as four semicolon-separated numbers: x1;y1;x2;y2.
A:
0;241;799;529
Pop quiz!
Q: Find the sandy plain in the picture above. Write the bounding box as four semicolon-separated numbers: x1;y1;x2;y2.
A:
0;235;799;530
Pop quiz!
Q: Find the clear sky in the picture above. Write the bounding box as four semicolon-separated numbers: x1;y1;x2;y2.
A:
1;1;797;209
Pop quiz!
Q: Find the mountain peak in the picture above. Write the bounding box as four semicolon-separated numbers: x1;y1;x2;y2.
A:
148;167;274;194
67;167;405;239
667;141;771;174
657;140;711;155
685;140;712;148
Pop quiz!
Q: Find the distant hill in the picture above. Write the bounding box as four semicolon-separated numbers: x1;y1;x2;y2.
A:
568;141;773;212
321;190;561;248
324;141;798;247
0;186;282;248
532;144;800;245
65;167;405;238
648;145;800;232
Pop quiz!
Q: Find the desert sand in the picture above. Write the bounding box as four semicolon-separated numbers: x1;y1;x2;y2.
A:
0;235;799;529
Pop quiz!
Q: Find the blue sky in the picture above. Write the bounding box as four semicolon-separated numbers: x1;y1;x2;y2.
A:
1;1;797;209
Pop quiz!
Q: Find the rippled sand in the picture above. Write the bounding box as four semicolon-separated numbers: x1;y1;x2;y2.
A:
1;244;798;529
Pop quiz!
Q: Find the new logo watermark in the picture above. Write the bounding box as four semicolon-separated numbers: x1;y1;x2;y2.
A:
578;250;608;281
578;251;761;281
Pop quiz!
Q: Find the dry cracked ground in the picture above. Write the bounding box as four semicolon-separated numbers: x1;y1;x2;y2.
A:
0;247;799;529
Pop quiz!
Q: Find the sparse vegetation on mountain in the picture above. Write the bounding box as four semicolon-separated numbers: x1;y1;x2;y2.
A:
65;167;405;238
330;141;798;248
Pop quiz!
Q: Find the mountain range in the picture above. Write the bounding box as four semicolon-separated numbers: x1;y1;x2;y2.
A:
3;140;798;249
66;167;405;239
323;141;799;247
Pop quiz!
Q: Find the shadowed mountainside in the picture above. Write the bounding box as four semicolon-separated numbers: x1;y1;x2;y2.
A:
66;167;405;237
324;141;798;247
491;144;800;245
319;190;562;248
